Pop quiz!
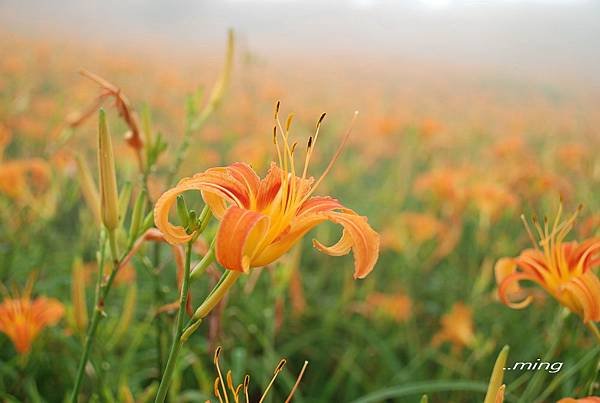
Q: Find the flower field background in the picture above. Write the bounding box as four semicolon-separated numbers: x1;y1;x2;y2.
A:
0;14;599;403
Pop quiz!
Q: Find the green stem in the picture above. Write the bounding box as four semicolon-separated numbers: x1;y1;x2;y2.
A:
107;229;119;265
153;243;165;380
69;234;106;403
154;241;194;403
69;309;102;403
69;228;132;402
190;240;215;279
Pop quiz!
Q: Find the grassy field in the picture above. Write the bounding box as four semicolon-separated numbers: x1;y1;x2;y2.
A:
0;30;599;402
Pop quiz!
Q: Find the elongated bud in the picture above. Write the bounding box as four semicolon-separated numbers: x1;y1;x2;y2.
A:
118;181;132;227
189;30;235;131
206;29;234;109
187;210;198;235
141;103;153;149
141;211;154;232
484;345;509;403
198;205;213;234
128;189;146;244
176;195;190;229
75;154;101;226
180;318;202;342
98;109;119;230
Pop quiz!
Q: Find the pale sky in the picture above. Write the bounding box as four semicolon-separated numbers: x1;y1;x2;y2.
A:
1;0;598;83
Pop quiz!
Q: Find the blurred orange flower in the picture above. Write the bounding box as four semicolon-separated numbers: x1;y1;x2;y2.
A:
469;182;518;221
155;110;379;278
362;292;412;322
414;166;471;211
432;302;475;350
419;118;443;138
381;212;443;252
495;205;600;323
0;284;64;354
491;135;526;159
0;159;52;201
556;143;589;172
579;214;600;239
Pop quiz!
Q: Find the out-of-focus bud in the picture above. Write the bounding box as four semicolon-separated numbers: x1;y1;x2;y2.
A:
118;181;132;227
109;284;137;348
206;29;234;109
128;189;146;246
484;345;509;403
141;104;153;150
97;109;119;231
141;211;154;232
75;154;101;226
118;382;135;403
190;30;235;131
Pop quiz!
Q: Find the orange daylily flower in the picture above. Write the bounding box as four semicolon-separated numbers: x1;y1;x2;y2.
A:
155;109;379;278
431;302;476;351
558;398;600;403
495;205;600;323
0;283;64;354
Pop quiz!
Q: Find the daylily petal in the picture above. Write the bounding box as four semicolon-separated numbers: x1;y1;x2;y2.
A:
251;212;327;268
155;164;261;244
154;177;204;244
202;190;229;220
318;211;380;279
298;196;344;216
32;297;65;326
251;196;348;268
215;206;270;272
254;197;379;278
313;230;353;256
497;271;535;309
225;162;261;208
559;271;600;323
571;238;600;273
256;163;282;211
494;258;525;301
309;198;355;255
198;164;258;209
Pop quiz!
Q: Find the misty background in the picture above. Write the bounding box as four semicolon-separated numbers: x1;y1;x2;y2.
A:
1;0;599;86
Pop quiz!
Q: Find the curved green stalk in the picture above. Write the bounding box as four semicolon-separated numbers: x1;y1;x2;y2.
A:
154;241;194;403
